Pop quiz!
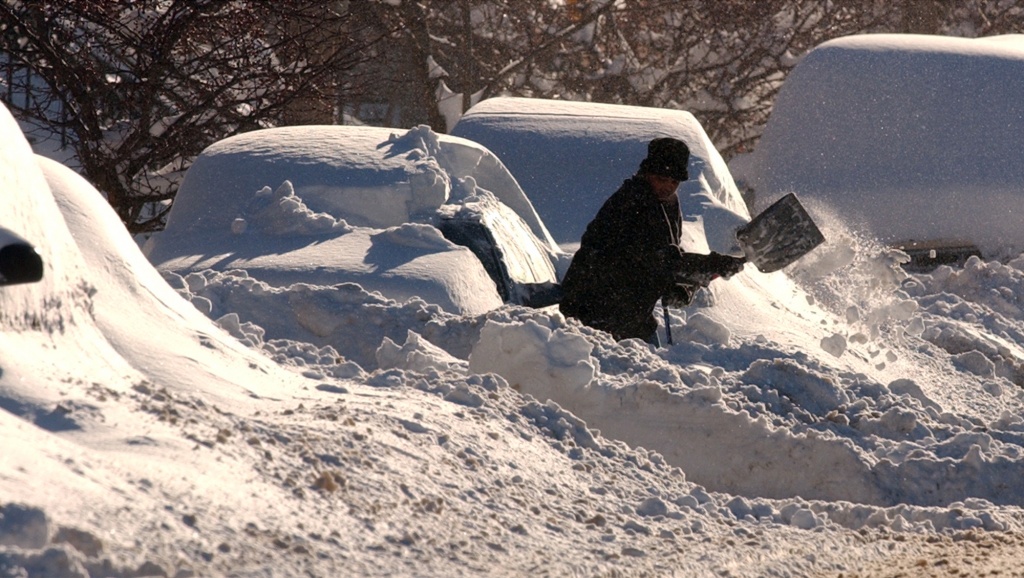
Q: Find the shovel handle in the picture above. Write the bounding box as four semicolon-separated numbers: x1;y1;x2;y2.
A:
663;302;673;345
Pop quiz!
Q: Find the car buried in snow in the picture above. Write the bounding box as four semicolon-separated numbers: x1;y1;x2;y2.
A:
143;124;564;316
736;33;1024;269
451;96;752;255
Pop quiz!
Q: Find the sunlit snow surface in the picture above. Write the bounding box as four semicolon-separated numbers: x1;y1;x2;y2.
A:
5;83;1024;576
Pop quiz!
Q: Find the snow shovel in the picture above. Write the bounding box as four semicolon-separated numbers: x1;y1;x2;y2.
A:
735;193;825;273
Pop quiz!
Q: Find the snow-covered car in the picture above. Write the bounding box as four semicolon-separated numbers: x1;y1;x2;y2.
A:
451;97;751;252
143;125;562;315
738;34;1024;267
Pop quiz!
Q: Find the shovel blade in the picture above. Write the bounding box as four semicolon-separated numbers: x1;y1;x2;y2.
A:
736;193;824;273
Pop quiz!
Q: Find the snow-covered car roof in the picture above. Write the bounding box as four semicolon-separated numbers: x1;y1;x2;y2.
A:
451;97;750;248
144;125;559;315
743;34;1024;258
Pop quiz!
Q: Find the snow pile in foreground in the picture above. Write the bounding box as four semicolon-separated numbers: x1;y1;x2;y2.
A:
166;201;1024;515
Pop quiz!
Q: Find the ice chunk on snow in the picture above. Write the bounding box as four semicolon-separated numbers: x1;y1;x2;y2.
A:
376;330;467;373
468;319;596;391
246;181;350;236
676;312;731;346
820;333;847;358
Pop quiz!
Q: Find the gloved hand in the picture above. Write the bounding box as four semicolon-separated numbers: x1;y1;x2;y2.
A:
662;282;696;308
676;252;746;287
704;252;746;279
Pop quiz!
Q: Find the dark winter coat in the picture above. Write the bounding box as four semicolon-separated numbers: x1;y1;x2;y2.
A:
560;175;686;341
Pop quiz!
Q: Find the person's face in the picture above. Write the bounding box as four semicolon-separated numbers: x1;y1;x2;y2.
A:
646;174;680;202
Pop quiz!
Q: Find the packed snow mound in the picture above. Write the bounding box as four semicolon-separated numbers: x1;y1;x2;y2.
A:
452;96;750;246
0;103;91;334
38;156;290;399
154;189;506;316
744;34;1024;257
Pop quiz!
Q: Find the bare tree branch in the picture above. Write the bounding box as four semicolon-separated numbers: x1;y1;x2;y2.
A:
1;0;384;233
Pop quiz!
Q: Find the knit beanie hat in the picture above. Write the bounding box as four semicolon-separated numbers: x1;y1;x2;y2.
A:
640;137;690;181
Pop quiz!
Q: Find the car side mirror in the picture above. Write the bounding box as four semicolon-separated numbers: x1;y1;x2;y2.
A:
0;227;43;285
